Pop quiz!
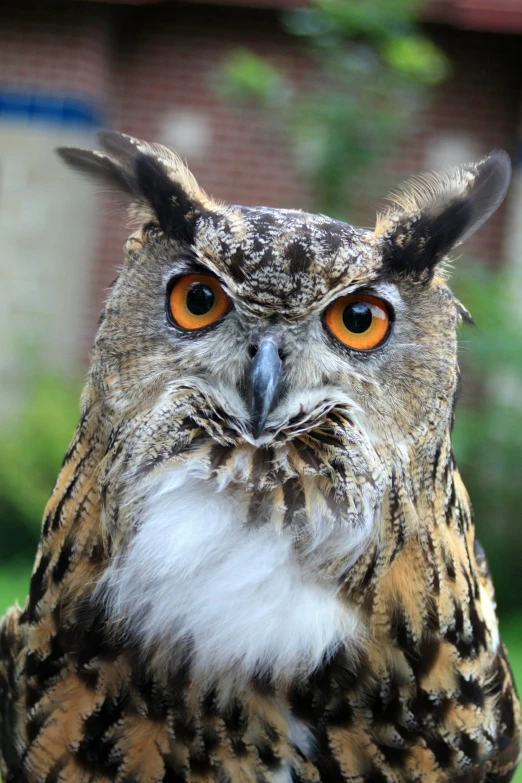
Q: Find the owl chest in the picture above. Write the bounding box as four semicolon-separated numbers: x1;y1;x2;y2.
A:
100;465;364;682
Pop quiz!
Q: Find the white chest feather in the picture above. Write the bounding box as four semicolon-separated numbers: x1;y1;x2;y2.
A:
99;463;366;683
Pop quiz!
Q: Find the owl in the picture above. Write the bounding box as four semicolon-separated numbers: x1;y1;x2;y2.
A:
0;132;519;783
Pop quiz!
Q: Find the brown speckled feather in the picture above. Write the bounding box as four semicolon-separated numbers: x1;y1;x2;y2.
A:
0;134;519;783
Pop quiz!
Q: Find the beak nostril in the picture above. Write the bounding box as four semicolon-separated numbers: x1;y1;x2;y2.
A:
249;343;285;362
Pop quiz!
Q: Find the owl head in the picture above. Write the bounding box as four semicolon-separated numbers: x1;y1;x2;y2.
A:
58;133;510;681
59;133;509;460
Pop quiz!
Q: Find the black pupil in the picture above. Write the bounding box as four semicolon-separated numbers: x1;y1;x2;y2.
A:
343;301;373;333
186;283;215;315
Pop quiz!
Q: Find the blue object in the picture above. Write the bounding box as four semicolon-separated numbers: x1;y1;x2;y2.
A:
0;90;104;127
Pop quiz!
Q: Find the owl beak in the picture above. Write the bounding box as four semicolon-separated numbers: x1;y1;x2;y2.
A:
249;333;283;439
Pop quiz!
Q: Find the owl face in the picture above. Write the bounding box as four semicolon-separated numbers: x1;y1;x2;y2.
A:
95;204;455;455
59;133;510;465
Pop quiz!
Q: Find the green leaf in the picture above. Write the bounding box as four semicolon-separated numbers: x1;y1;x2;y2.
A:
217;49;286;104
383;35;450;84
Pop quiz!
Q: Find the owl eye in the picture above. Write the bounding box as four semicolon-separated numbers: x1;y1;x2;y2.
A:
168;274;230;330
324;293;390;350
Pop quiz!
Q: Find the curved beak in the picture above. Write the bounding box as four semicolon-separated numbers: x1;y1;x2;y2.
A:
249;333;283;439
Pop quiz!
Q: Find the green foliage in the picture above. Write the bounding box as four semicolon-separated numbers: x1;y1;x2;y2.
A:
0;561;32;614
452;261;522;616
283;0;448;85
218;0;449;215
0;372;80;562
383;36;448;84
502;613;522;678
218;49;287;104
282;0;425;42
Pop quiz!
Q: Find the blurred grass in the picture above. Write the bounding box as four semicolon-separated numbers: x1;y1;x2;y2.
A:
0;561;32;614
499;615;522;783
503;614;522;692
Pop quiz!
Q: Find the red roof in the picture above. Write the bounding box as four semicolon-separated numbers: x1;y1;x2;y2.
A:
85;0;303;6
426;0;522;32
84;0;522;32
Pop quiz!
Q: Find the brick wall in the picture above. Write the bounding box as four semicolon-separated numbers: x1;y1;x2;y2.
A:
0;0;520;363
0;1;112;101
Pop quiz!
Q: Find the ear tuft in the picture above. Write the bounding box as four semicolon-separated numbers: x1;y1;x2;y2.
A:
134;152;200;243
376;150;511;280
56;131;213;242
55;147;135;195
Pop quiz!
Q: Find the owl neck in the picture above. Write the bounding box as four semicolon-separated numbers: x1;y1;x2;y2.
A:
21;398;474;677
340;426;486;663
21;396;110;630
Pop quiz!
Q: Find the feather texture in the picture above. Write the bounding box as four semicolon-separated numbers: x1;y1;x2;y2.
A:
0;134;518;783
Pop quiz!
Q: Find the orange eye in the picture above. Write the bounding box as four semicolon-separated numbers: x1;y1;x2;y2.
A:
324;293;390;350
168;274;230;330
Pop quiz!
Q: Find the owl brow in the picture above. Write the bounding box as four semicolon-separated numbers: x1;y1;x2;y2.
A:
162;259;225;286
326;281;400;308
360;282;404;312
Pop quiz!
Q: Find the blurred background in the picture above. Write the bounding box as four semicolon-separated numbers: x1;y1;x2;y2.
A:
0;0;521;752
